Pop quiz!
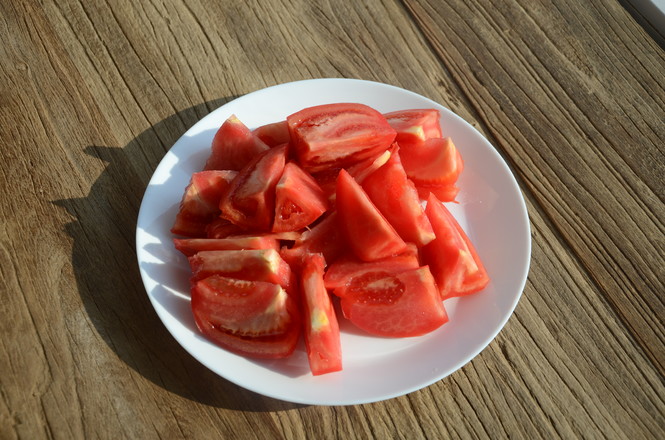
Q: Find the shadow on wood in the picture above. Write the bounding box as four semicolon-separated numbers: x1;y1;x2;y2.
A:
53;100;306;412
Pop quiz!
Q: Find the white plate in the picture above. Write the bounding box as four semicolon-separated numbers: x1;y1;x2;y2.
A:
136;79;531;406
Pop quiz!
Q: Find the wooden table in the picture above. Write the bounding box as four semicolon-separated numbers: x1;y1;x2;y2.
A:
1;0;663;438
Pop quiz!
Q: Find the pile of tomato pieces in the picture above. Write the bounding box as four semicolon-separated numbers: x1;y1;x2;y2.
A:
171;103;490;376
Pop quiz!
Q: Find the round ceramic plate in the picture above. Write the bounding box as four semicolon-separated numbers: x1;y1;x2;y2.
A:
136;78;531;406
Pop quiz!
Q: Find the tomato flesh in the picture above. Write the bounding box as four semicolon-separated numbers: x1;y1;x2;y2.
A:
336;169;407;261
335;266;448;337
362;149;435;247
188;249;292;288
399;137;463;186
192;275;300;358
287;103;396;173
301;254;342;375
219;145;287;231
323;252;420;290
383;109;442;144
253;120;291;147
422;194;489;299
273;162;328;232
205;115;270;171
173;236;279;257
171;170;237;237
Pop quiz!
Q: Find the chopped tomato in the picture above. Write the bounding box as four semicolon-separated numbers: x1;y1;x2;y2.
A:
422;194;489;299
346;147;394;184
399;137;463;186
323;251;420;290
279;212;346;270
287;103;396;173
219;145;287;231
300;254;342;375
335;266;448;337
205;115;270;171
191;275;300;358
171;170;238;237
173;236;279;257
416;183;460;203
188;249;292;288
336;169;407;261
273;162;328;232
383;109;442;144
253;120;291;147
362;150;435;247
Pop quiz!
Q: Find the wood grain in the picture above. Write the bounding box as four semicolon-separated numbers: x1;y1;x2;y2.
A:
1;0;663;438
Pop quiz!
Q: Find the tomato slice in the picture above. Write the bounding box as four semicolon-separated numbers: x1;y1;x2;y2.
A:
252;120;291;147
336;169;407;261
204;115;270;171
416;183;460;203
383;109;442;144
279;212;346;270
335;266;448;337
171;170;238;237
422;194;490;299
173;236;279;257
188;249;292;288
287;103;396;173
362;149;435;247
300;254;342;375
323;251;420;290
219;144;287;231
192;275;300;359
399;137;463;186
273;162;328;233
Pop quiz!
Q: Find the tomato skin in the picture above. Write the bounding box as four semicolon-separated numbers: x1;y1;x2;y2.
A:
273;162;328;233
205;115;270;171
253;120;291;147
362;149;435;247
219;144;288;231
173;236;279;257
336;266;448;337
399;137;463;186
336;169;407;262
287;103;396;173
301;254;342;375
172;170;238;237
422;194;489;299
416;184;460;203
383;109;442;144
192;276;300;359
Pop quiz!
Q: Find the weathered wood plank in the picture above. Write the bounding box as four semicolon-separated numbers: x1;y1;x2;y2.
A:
402;0;665;373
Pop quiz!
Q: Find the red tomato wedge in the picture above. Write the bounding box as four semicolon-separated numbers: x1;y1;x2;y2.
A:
399;137;463;186
188;249;292;288
273;162;328;232
287;103;396;173
219;144;287;231
172;170;238;237
416;183;460;203
204;115;270;171
422;194;490;299
279;212;346;270
205;217;246;238
335;266;448;337
383;109;442;144
362;150;435;247
191;275;300;358
173;236;279;257
336;169;407;261
300;254;342;375
323;252;420;290
252;120;291;147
